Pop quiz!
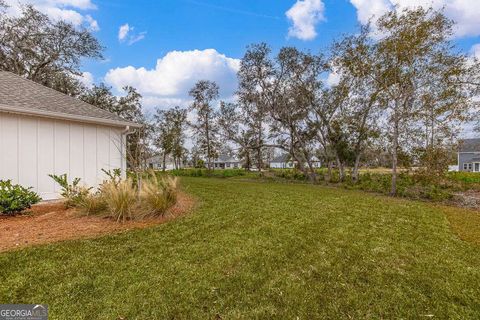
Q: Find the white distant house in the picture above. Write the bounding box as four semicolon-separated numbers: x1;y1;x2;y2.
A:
0;71;141;200
146;154;181;171
213;155;241;169
269;153;321;169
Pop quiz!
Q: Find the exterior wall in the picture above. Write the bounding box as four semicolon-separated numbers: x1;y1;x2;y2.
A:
458;152;480;172
148;162;176;171
311;161;322;168
270;162;293;169
270;161;322;169
213;162;240;169
0;112;126;200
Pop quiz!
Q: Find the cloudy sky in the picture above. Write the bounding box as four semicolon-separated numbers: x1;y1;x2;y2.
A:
6;0;480;110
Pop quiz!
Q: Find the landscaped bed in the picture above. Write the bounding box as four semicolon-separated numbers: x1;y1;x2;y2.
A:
0;192;195;252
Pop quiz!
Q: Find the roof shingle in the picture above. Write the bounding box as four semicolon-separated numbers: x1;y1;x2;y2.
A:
0;71;139;127
459;139;480;153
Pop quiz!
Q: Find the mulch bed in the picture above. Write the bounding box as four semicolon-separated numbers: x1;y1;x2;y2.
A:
0;192;195;252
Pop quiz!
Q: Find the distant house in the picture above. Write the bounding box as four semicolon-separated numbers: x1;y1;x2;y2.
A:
269;153;321;169
0;71;141;200
458;139;480;172
146;154;185;171
213;155;241;169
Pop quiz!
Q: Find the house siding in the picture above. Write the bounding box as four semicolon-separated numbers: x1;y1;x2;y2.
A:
0;112;126;200
458;152;480;172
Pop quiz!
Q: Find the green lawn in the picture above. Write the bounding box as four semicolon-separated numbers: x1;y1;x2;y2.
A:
1;178;480;319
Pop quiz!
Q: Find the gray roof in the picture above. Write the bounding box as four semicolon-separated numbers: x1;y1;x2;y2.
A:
0;71;140;127
214;155;239;163
459;139;480;153
270;153;321;163
146;154;175;164
271;153;291;163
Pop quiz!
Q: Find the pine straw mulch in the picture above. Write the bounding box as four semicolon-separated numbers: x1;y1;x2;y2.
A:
0;192;196;253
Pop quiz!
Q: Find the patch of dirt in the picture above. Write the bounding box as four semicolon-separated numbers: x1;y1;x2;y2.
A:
451;191;480;210
0;192;196;253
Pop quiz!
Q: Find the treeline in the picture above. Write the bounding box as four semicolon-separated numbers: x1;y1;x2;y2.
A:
1;3;479;195
165;7;480;194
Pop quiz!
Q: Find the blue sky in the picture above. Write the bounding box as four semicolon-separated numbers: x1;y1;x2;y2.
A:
5;0;480;110
86;0;358;76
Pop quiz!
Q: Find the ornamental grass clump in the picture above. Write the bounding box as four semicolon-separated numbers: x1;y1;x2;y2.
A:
73;172;179;222
139;175;178;217
101;178;138;222
78;193;107;216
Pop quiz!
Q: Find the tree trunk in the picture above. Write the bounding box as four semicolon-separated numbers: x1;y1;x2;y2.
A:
205;113;212;171
352;154;361;182
256;125;263;175
391;118;399;195
327;161;333;182
162;153;166;172
335;156;344;181
257;147;263;175
306;160;317;183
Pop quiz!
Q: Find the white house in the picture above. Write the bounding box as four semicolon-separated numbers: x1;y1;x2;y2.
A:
269;153;322;169
213;155;241;169
0;71;141;200
146;154;181;171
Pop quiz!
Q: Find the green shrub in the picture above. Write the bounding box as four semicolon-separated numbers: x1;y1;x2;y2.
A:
272;169;306;181
49;174;91;207
101;168;122;185
0;180;41;215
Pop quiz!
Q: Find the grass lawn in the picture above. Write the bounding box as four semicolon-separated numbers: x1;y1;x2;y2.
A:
1;178;480;319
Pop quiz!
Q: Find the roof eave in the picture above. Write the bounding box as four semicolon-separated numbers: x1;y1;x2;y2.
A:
0;104;142;128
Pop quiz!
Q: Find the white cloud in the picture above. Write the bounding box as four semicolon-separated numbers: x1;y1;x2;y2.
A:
73;71;94;88
350;0;390;25
118;23;146;45
104;49;240;110
326;70;341;87
53;0;96;10
4;0;99;31
84;14;98;31
350;0;480;38
286;0;326;41
128;32;146;45
118;23;130;41
470;44;480;60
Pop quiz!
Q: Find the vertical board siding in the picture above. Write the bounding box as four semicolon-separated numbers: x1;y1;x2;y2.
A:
54;121;70;194
0;113;125;200
69;123;85;180
109;131;122;170
84;126;98;187
96;127;111;185
18;117;38;191
37;119;55;198
0;113;19;181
